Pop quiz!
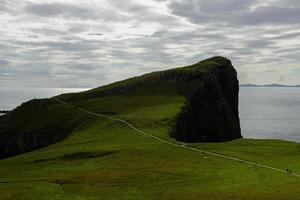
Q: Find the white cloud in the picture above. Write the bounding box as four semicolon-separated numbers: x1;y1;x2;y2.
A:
0;0;299;87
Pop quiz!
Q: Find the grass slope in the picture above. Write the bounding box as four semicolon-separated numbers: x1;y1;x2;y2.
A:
57;56;231;103
0;99;96;158
0;57;300;199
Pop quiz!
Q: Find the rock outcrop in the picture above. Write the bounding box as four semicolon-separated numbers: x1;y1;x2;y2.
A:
60;56;241;143
0;56;241;159
170;58;241;142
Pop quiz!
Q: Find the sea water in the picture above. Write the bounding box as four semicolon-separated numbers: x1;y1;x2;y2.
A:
240;87;300;142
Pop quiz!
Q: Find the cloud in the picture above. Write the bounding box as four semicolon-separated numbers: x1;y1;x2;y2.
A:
0;59;10;65
25;2;97;19
168;0;256;25
168;0;300;26
0;0;299;88
239;5;300;25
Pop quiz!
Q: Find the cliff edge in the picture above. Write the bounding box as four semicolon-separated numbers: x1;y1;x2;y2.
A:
170;57;241;142
0;56;241;159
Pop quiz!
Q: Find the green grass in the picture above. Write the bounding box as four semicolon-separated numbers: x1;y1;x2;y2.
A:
56;56;232;102
0;56;299;199
1;94;300;199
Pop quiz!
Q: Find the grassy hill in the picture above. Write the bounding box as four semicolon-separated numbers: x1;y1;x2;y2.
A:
0;57;299;199
0;56;241;158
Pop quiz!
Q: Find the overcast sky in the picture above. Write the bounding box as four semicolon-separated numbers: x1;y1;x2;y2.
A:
0;0;300;88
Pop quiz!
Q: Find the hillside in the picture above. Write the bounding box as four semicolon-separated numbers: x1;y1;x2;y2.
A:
58;56;241;142
0;99;95;158
0;56;240;159
1;57;299;200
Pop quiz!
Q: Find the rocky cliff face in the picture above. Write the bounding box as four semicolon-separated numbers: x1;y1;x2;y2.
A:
170;58;241;142
0;56;241;159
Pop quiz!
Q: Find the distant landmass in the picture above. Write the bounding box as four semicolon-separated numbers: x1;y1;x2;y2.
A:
240;83;300;87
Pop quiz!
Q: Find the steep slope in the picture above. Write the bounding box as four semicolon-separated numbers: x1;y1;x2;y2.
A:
0;99;94;158
58;56;241;142
0;56;241;159
171;60;241;142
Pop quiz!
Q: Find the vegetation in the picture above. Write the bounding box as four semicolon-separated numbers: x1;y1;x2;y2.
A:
56;56;240;143
0;113;299;199
0;99;95;158
0;57;299;199
56;56;232;103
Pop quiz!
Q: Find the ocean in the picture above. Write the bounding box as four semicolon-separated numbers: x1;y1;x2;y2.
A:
0;87;300;142
239;87;300;142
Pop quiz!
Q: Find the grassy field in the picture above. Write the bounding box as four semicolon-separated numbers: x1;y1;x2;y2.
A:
0;94;300;200
0;57;299;199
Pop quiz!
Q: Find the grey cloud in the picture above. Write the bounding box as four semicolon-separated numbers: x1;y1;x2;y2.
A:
244;40;275;49
43;41;99;52
87;33;103;37
0;5;7;12
107;1;178;26
1;63;53;81
169;0;300;26
108;1;150;14
239;5;300;25
16;40;103;52
151;30;226;41
178;0;254;14
0;59;10;65
169;0;255;24
0;0;11;12
276;0;300;7
270;31;300;40
71;63;100;71
25;3;97;19
0;0;300;88
29;28;68;37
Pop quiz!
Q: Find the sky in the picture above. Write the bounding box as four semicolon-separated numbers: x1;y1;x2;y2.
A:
0;0;300;88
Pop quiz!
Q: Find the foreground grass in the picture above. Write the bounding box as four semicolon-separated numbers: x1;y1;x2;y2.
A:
0;56;299;199
0;97;300;199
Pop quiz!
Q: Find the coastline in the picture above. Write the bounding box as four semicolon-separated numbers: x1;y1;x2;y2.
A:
1;86;300;143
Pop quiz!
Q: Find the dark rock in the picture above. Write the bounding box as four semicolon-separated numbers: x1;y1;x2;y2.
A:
170;58;241;142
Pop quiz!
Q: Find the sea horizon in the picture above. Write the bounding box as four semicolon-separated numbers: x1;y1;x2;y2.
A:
1;86;300;143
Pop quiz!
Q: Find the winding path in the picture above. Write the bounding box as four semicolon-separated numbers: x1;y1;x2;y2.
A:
56;99;300;178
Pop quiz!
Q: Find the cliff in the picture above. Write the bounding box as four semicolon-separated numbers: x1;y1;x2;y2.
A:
60;56;241;142
170;58;241;142
0;56;241;159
